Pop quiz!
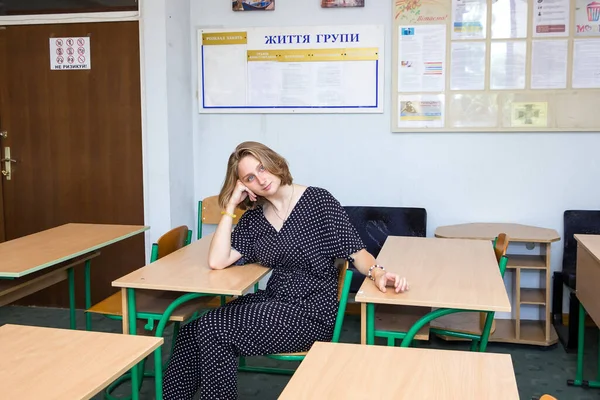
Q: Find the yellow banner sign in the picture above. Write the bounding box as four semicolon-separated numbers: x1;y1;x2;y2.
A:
247;47;379;62
202;32;247;45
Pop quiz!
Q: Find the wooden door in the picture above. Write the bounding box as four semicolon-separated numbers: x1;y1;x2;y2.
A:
0;22;145;308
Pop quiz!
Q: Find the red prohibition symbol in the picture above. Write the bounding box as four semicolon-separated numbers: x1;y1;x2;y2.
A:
77;38;85;46
66;38;74;46
66;47;75;56
78;55;86;64
67;56;75;64
56;48;64;56
56;56;64;64
56;39;63;47
78;47;85;55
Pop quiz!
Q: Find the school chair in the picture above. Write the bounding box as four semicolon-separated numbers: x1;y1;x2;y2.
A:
428;233;510;352
86;225;214;400
238;258;353;375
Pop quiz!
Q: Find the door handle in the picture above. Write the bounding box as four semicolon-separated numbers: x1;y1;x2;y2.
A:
1;146;14;180
0;131;6;139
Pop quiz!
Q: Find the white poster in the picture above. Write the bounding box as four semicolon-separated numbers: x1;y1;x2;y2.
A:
452;0;487;40
533;0;570;37
198;25;384;113
491;0;528;39
531;40;568;89
572;39;600;88
397;25;446;92
575;0;600;37
490;41;526;90
450;42;486;90
398;94;445;128
50;37;91;70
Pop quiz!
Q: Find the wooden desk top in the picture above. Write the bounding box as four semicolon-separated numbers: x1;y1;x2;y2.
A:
0;223;148;278
435;222;560;243
279;341;519;400
0;324;162;400
112;234;270;295
355;236;511;312
575;234;600;263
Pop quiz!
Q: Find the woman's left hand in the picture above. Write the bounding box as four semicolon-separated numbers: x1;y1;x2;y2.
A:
375;271;409;293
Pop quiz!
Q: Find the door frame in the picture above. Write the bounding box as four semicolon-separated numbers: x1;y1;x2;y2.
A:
0;3;151;256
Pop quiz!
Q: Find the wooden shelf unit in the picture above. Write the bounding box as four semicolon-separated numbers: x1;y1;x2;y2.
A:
433;223;560;347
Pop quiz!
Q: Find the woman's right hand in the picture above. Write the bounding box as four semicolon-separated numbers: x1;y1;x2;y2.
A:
227;180;257;208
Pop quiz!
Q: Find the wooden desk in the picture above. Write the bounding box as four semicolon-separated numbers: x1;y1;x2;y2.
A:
434;222;559;347
568;234;600;389
0;324;162;400
0;223;148;330
279;341;519;400
355;236;511;345
112;233;270;399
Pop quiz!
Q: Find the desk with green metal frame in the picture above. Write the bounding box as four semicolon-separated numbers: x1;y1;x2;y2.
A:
0;223;148;330
112;233;270;400
568;234;600;389
355;236;511;348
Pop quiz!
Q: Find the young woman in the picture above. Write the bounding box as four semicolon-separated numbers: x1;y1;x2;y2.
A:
163;141;409;399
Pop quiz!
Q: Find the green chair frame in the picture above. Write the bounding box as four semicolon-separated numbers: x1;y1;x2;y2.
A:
237;265;354;375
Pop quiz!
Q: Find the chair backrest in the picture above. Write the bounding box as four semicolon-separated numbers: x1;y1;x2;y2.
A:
150;225;192;262
343;206;427;292
332;258;353;343
493;233;509;263
563;210;600;273
540;395;558;400
197;195;246;239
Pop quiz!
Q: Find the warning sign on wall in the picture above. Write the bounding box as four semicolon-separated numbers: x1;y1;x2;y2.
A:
50;37;91;70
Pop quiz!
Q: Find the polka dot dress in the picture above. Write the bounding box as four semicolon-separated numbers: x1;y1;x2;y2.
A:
163;187;365;399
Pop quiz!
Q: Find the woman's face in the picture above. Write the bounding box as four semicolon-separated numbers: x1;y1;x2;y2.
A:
237;155;281;197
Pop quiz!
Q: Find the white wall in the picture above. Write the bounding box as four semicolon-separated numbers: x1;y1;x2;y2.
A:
183;1;600;318
141;0;195;254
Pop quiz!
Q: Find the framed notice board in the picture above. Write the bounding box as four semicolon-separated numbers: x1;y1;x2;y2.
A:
392;0;600;132
198;24;384;114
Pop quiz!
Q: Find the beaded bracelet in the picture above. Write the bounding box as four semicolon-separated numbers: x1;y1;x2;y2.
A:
368;264;385;281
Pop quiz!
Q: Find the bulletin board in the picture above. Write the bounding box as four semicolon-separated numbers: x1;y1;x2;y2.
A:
392;0;600;132
198;24;384;113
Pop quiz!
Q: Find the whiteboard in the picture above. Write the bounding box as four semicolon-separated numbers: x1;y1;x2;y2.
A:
391;0;600;132
198;25;384;113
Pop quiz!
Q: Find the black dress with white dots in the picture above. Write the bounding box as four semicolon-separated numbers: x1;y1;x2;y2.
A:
163;187;365;399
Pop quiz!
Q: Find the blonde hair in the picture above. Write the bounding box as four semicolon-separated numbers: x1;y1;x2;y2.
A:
218;141;293;210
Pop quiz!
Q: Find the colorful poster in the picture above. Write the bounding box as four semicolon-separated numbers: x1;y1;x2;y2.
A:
397;24;446;92
398;94;445;128
533;0;570;37
395;0;450;24
575;0;600;36
452;0;487;40
510;102;548;127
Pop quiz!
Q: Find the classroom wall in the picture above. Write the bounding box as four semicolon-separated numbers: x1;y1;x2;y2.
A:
185;1;600;319
141;0;195;249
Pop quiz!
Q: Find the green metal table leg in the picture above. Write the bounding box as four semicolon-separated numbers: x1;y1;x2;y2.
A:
127;288;141;400
84;259;92;331
567;302;600;388
366;303;375;345
68;267;76;329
